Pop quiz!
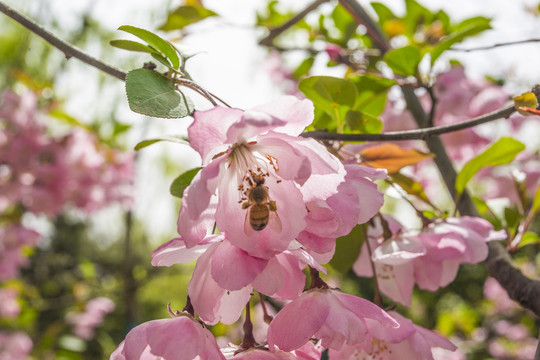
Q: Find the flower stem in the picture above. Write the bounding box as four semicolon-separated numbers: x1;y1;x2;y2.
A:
182;295;194;316
258;293;273;324
240;299;257;350
362;223;383;307
309;266;329;290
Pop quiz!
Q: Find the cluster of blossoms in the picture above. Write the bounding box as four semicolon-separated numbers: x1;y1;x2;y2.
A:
105;95;512;359
66;297;116;340
0;90;134;358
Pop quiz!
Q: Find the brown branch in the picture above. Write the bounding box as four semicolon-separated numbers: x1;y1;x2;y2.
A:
0;1;127;81
341;0;540;318
302;103;516;142
451;38;540;52
259;0;328;47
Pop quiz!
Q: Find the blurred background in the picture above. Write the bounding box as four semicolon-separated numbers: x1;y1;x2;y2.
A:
1;0;540;358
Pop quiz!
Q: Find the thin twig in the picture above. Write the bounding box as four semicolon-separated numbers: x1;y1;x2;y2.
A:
259;0;328;47
451;38;540;52
302;104;516;142
0;1;126;81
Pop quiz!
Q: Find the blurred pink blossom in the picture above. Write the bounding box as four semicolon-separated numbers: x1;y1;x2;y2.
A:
66;297;115;340
0;331;32;360
0;288;20;318
0;224;40;281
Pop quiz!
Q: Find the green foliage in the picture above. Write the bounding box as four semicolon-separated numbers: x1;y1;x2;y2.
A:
170;167;202;198
329;225;365;273
159;5;218;31
134;135;189;151
125;69;194;118
116;25;180;69
384;45;422;76
455;137;526;194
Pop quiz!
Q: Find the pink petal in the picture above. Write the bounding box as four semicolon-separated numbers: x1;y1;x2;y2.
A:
151;237;218;267
188;243;251;325
267;291;330;352
372;237;426;266
249;96;314;137
225;110;287;144
333;291;399;328
189;106;243;163
211;240;268;290
253;252;305;300
376;262;415;307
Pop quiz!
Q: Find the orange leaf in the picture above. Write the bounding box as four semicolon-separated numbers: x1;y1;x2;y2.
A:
359;144;434;173
517;106;540;116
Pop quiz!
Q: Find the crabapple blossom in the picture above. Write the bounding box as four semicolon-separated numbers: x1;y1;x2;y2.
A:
66;297;115;340
0;224;40;280
178;96;345;259
297;164;386;256
0;331;33;360
266;289;400;352
0;288;20;318
221;341;322;359
328;311;456;360
354;216;506;306
110;314;225;360
151;235;320;325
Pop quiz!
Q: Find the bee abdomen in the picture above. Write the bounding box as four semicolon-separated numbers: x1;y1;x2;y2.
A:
250;205;269;231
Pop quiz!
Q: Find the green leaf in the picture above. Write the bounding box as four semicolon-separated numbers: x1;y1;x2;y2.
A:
384;45;421;76
293;57;315;78
532;184;540;215
299;76;357;121
110;40;160;55
134;135;189;151
125;69;194;118
455;137;526;194
371;2;396;26
170;167;202;198
345;111;382;134
518;232;540;248
352;74;395;116
160;5;218;31
430;18;491;65
329;225;365;273
504;206;521;232
118;25;180;69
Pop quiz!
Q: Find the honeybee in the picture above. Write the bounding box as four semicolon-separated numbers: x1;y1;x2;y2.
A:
241;172;282;235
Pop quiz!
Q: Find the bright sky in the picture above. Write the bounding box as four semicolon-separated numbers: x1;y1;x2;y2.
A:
3;0;540;242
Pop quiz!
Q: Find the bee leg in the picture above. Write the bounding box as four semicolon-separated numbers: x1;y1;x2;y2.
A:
268;200;278;211
242;202;251;209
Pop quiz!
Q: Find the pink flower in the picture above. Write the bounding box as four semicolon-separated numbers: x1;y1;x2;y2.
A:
110;315;225;360
0;331;33;360
179;96;345;259
354;216;506;306
67;297;115;340
328;311;456;359
222;341;322;359
267;289;399;352
0;289;20;318
0;224;40;281
297;164;386;256
325;44;344;62
151;236;320;325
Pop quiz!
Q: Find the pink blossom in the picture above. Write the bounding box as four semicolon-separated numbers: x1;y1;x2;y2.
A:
483;277;519;313
0;331;32;360
325;44;343;62
328;311;456;359
297;164;386;256
354;216;506;306
267;289;399;352
222;341;322;359
0;224;40;280
179;96;345;259
152;236;317;325
0;288;20;318
67;297;115;340
110;315;225;360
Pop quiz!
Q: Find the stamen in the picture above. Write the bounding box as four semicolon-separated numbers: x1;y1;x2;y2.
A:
265;154;279;172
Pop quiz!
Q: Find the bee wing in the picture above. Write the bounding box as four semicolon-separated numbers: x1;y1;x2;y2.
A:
268;209;282;233
244;208;255;236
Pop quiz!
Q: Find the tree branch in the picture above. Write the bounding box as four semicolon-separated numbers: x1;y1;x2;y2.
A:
0;1;127;81
259;0;328;47
302;103;516;142
340;0;540;318
451;38;540;52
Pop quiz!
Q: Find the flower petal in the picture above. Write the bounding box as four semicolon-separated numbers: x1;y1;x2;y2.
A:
151;236;219;267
